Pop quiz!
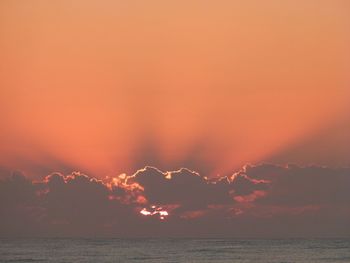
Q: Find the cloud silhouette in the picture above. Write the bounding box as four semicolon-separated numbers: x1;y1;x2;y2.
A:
239;164;350;206
126;167;250;209
0;164;349;237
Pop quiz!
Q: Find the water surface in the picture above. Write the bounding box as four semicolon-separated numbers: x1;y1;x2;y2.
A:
1;238;349;262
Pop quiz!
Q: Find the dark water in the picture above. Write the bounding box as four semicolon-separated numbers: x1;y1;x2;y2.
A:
0;238;349;262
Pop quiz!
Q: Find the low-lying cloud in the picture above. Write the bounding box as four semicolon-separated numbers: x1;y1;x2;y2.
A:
0;164;349;237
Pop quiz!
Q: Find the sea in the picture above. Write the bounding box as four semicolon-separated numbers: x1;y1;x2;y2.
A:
0;238;349;262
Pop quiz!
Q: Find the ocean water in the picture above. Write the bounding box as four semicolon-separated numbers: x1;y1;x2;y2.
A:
0;238;349;263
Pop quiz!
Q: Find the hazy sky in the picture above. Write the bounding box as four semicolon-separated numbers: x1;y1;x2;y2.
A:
1;0;349;178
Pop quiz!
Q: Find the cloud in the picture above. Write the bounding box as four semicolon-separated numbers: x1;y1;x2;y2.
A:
126;167;234;209
0;164;349;237
240;164;350;206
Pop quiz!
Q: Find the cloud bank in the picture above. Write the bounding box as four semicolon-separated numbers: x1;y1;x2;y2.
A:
0;164;349;237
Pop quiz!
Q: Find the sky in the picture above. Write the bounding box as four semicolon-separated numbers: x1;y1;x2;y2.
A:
0;0;349;237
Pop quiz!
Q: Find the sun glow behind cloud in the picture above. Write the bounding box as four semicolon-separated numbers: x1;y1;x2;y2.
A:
140;206;169;220
0;164;349;237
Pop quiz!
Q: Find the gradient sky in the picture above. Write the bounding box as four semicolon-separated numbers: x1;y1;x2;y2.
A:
0;0;350;238
1;0;350;179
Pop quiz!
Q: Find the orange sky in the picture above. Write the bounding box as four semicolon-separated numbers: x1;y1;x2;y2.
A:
0;0;349;178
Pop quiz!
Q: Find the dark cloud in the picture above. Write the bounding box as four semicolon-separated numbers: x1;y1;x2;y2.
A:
0;164;349;237
240;164;350;206
126;166;239;210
